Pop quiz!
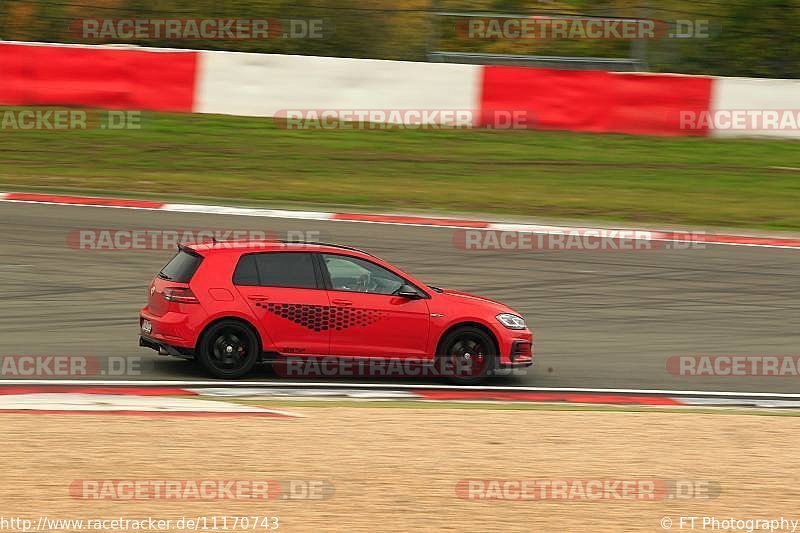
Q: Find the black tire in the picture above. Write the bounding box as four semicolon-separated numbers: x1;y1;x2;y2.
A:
437;326;496;385
197;320;260;379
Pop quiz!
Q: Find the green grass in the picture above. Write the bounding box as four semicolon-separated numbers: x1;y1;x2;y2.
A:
2;108;800;230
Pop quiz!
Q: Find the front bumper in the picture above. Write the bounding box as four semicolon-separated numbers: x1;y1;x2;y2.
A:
495;331;534;368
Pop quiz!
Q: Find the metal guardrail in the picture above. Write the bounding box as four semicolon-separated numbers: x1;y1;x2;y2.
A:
428;10;650;72
428;51;645;71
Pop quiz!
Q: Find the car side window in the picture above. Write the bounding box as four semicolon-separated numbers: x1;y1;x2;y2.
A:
322;254;404;295
232;254;259;286
234;252;318;289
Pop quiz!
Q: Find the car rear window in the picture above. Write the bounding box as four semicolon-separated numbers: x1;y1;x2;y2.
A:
159;250;203;283
248;252;318;289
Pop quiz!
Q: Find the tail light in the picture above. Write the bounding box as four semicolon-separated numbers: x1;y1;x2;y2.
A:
163;287;199;304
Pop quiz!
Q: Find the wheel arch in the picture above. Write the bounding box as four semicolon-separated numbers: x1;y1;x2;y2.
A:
435;321;500;357
196;316;264;355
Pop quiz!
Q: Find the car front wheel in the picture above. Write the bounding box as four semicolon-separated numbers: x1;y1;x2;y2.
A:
438;326;496;385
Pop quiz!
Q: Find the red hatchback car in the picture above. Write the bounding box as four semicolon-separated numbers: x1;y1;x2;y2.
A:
139;241;533;383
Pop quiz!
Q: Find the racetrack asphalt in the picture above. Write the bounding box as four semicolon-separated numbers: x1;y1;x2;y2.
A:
1;201;798;393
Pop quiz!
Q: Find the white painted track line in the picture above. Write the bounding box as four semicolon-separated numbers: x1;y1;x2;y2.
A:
2;193;800;250
1;380;799;399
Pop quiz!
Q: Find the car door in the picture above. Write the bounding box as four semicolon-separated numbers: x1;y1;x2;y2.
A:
234;251;330;356
319;253;430;358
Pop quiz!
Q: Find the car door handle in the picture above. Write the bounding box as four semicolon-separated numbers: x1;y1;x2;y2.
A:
332;299;353;306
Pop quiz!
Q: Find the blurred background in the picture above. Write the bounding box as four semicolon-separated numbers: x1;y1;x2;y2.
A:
0;0;799;394
2;0;800;77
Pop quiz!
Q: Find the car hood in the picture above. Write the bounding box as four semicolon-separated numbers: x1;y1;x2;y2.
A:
437;288;520;315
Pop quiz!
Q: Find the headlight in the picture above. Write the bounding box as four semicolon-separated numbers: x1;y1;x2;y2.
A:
496;313;526;330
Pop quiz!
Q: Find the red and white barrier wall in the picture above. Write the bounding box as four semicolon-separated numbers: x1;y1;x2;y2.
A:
1;40;798;138
711;77;800;139
479;66;712;136
0;41;196;112
195;51;482;120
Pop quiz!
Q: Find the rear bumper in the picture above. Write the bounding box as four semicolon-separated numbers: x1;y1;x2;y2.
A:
139;334;194;358
139;308;197;349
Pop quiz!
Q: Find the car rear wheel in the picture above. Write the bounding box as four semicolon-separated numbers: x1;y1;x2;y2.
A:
438;326;496;385
197;320;259;379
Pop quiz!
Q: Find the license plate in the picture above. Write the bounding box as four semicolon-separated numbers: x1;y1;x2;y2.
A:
141;320;152;334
